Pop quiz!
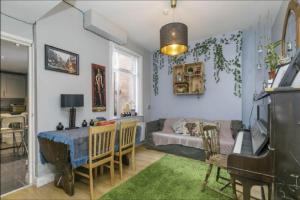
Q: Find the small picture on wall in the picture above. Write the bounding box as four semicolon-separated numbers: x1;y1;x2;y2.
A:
92;64;106;112
45;45;79;75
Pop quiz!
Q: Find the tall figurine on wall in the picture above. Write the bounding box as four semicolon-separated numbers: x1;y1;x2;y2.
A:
92;64;106;112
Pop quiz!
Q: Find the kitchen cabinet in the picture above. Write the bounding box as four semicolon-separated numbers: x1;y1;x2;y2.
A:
0;73;26;98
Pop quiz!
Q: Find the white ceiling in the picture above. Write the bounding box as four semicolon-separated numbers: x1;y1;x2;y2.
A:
72;0;282;51
1;0;61;23
1;1;282;52
1;40;29;74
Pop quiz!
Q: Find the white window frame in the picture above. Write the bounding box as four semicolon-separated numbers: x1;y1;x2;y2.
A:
108;42;143;118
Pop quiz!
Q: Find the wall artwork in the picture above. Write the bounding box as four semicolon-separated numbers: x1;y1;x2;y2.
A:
152;31;243;97
45;45;79;75
92;64;106;112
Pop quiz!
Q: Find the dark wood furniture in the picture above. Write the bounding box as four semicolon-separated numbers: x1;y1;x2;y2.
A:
271;88;300;199
38;138;74;195
201;124;237;199
228;88;300;200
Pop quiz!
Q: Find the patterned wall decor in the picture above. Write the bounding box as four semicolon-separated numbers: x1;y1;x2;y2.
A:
152;31;243;97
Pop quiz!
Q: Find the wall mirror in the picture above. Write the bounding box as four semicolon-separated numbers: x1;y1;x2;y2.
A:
282;0;300;58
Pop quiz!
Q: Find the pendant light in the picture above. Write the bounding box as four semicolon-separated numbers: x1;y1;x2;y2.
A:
160;0;188;56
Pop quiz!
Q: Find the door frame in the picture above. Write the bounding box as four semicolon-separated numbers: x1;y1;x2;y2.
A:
1;32;36;193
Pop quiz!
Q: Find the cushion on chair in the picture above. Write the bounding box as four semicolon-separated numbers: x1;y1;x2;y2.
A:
206;154;228;168
96;120;115;126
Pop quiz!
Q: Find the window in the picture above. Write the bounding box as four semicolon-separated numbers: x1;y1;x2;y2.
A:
111;45;142;117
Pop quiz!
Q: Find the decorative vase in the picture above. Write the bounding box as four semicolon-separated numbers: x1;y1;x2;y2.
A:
268;70;276;80
89;119;94;126
56;122;64;131
82;120;87;127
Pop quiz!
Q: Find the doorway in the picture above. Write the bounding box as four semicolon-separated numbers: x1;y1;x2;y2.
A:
0;33;35;196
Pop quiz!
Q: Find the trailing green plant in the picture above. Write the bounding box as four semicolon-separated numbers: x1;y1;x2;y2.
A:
152;31;243;97
191;31;242;97
152;50;164;96
264;40;281;71
167;48;191;75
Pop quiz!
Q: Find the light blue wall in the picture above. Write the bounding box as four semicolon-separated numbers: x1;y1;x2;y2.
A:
150;31;242;121
272;1;289;43
242;1;289;128
241;28;256;127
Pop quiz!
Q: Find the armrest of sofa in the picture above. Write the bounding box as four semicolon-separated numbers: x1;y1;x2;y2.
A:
145;119;166;147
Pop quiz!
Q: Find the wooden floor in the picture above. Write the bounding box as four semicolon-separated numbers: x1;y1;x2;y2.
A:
2;146;265;200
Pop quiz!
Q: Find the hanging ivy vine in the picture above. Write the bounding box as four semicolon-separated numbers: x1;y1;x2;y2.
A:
167;48;191;75
152;50;164;96
191;31;242;97
152;31;243;97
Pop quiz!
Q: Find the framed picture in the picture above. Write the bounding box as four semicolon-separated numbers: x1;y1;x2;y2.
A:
92;64;106;112
45;45;79;75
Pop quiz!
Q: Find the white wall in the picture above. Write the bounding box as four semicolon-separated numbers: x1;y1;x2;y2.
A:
150;31;242;121
35;2;151;177
1;14;33;40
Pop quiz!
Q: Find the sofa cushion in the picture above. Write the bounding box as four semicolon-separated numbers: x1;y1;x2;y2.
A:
171;119;186;134
182;121;202;137
152;131;203;149
152;120;235;155
162;118;181;133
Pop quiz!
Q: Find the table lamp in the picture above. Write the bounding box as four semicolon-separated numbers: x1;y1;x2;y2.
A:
61;94;84;129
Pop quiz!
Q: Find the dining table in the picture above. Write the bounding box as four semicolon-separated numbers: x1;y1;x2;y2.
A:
38;126;141;196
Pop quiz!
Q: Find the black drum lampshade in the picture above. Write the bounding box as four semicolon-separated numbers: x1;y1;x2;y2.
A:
160;22;188;56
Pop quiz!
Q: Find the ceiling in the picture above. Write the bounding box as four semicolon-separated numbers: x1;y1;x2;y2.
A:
72;0;282;51
1;40;29;74
1;0;61;24
1;1;282;52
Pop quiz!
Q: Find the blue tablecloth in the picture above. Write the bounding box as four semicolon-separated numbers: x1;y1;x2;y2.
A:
38;126;142;168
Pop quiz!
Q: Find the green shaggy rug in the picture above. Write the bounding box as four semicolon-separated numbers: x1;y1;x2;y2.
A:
100;154;232;200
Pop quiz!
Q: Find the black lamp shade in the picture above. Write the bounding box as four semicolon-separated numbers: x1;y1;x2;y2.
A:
160;22;188;56
61;94;84;107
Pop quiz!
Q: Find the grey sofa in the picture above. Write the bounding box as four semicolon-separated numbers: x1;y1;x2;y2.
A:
145;118;242;161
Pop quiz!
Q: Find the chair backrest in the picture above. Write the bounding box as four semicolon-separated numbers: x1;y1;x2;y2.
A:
89;123;116;162
201;123;220;160
1;116;25;129
119;121;137;151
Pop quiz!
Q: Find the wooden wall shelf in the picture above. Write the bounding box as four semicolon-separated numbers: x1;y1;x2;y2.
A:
173;62;205;95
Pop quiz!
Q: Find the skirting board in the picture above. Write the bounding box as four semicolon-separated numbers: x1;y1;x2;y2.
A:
35;173;55;187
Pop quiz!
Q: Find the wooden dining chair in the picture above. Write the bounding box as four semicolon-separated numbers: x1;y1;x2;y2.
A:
75;124;116;200
200;124;237;199
114;120;137;179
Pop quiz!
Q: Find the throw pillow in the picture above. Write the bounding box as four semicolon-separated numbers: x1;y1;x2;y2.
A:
172;119;185;134
182;121;202;137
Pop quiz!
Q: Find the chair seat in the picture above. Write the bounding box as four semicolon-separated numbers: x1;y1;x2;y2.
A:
206;154;228;169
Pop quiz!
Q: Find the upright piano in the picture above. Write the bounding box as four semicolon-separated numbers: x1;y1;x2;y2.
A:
228;103;274;200
228;51;300;200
